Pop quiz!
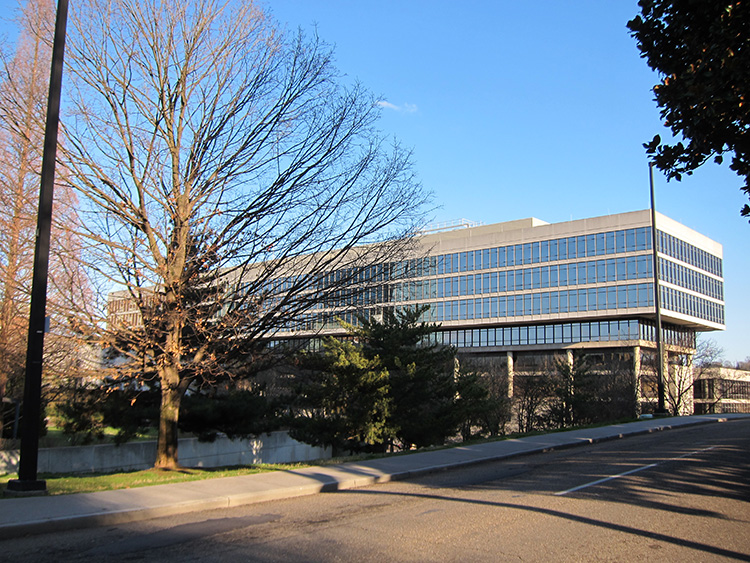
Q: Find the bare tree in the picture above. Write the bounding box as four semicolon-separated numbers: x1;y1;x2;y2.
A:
0;0;91;437
62;0;429;468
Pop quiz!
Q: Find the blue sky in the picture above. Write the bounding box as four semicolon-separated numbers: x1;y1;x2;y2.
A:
266;0;749;363
1;2;748;362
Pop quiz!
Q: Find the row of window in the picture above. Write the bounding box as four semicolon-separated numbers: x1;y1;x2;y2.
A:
385;227;720;280
659;257;723;301
425;283;655;322
435;227;653;275
271;319;695;352
393;256;654;302
282;282;723;332
427;319;694;349
657;230;722;277
662;286;725;325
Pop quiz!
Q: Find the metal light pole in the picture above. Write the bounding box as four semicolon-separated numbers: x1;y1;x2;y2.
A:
6;0;68;494
649;163;668;416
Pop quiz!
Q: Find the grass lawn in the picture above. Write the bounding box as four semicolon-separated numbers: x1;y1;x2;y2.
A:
0;463;309;497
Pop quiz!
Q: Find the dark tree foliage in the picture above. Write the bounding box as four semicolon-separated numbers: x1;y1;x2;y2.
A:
545;353;637;428
354;306;458;449
514;373;553;434
628;1;750;218
455;366;511;440
57;386;159;445
57;384;278;445
179;388;280;443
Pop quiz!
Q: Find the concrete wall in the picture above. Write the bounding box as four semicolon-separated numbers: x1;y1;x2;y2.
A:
0;431;331;475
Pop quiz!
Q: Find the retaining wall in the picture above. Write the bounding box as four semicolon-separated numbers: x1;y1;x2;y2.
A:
0;431;331;474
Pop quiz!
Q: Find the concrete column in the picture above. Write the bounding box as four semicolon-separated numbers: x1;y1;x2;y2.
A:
565;349;574;369
506;351;514;398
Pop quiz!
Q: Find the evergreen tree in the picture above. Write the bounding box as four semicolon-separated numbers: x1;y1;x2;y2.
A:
355;306;458;449
290;338;392;455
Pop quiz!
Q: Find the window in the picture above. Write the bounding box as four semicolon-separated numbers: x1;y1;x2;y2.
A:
606;231;615;254
626;229;636;251
586;234;596;257
578;288;587;311
541;240;549;262
628;285;637;308
588;288;597;310
616;230;626;253
568;263;577;285
617;257;627;280
607;287;617;309
569;290;578;312
523;243;532;264
596;260;605;283
627;257;637;280
636;227;649;251
606;259;616;282
597;287;607;310
618;286;627;308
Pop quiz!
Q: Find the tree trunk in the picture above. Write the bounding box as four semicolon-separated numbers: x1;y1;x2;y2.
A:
154;364;183;470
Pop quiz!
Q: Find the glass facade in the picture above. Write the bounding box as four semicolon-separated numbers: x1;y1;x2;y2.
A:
269;217;724;351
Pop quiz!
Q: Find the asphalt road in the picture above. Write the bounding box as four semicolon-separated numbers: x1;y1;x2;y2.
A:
3;419;749;562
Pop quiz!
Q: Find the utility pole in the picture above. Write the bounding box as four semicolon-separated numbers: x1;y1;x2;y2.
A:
649;162;668;416
6;0;68;494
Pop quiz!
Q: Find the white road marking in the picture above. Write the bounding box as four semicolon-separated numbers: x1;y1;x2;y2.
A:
554;445;717;496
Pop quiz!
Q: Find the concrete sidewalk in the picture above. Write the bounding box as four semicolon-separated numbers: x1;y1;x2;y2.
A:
1;414;746;539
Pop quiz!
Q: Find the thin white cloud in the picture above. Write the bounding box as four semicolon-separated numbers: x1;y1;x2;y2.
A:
377;100;418;113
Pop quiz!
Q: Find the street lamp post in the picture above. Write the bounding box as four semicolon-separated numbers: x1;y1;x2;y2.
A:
6;0;69;494
649;163;668;416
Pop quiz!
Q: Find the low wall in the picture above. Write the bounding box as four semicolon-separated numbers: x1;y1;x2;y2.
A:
0;431;330;475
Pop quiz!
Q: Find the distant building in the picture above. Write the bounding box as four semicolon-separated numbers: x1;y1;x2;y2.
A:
693;367;750;414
